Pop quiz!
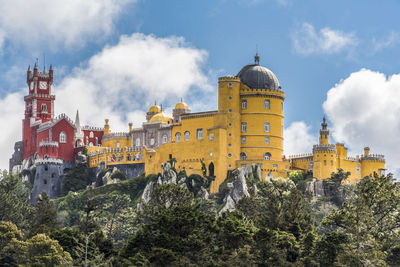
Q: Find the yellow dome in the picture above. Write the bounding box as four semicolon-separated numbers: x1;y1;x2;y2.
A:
148;105;161;113
175;102;189;110
149;112;173;124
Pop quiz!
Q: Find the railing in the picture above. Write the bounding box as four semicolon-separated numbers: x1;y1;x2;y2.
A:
39;141;59;147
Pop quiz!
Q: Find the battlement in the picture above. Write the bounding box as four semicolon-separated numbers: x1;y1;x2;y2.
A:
345;156;359;162
82;125;103;131
89;146;142;157
218;76;240;81
39;141;59;147
37;113;75;132
313;144;336;153
288;153;313;160
361;154;385;162
24;94;55;100
35;158;63;165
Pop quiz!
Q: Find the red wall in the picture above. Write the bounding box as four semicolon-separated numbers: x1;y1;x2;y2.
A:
51;120;75;162
82;129;104;146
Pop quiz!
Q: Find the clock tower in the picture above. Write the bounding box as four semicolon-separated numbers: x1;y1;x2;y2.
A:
25;62;55;122
23;62;55;159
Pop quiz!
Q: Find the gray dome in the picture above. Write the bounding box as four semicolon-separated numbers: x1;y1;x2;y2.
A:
236;64;281;90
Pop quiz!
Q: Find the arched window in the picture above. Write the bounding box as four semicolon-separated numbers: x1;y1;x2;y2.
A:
89;131;94;138
265;99;270;109
184;131;190;141
86;136;89;145
162;135;168;144
264;122;270;132
89;142;93;146
136;138;140;147
59;132;66;143
116;141;120;148
264;152;271;160
240;152;247;160
41;104;47;112
241;100;247;110
175;132;181;142
95;137;98;146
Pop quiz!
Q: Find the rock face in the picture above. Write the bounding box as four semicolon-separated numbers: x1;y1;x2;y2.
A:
219;164;261;215
306;178;325;196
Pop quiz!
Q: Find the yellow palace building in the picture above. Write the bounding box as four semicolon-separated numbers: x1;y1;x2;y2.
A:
87;54;385;191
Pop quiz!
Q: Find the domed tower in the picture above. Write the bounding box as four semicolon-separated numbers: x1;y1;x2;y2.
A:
173;99;191;123
217;54;287;178
146;103;162;121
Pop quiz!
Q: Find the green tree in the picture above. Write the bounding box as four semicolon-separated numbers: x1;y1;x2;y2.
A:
0;173;31;231
63;162;91;195
30;192;60;236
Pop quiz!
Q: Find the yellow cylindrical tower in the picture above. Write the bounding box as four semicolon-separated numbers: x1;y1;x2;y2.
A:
234;55;286;178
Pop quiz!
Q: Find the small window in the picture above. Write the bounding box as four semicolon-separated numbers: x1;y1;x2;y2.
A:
228;96;232;100
331;160;333;166
228;109;232;113
59;132;66;143
265;136;270;144
241;137;246;144
228;164;232;168
356;165;360;174
324;160;327;166
116;141;120;148
162;135;168;144
41;104;47;112
51;173;55;178
43;179;47;184
228;153;232;158
273;164;278;169
175;133;181;142
228;123;232;127
241;164;246;168
241;122;247;133
136;138;141;146
265;99;270;110
197;129;203;140
185;131;190;141
89;131;94;138
264;152;271;160
264;122;270;132
209;133;214;140
209;152;213;157
228;143;232;147
240;152;247;160
228;82;233;87
95;137;98;146
228;133;232;137
241;100;247;110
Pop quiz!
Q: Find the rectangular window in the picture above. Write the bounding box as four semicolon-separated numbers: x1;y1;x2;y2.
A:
197;128;203;140
241;100;247;110
241;136;246;144
273;164;278;169
264;99;270;109
209;133;214;141
264;122;270;132
241;122;247;133
356;165;360;174
265;136;270;144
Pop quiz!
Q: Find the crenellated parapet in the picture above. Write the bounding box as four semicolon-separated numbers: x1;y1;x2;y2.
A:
39;141;59;147
360;154;385;162
35;158;63;165
82;125;103;131
313;144;336;153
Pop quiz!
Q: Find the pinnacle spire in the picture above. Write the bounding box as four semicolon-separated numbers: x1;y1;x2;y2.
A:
321;117;328;130
254;53;260;65
75;110;81;129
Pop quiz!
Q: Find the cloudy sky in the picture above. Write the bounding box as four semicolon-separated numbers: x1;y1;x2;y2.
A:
1;0;400;176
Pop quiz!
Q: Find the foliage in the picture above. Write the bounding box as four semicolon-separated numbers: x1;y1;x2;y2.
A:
62;162;92;195
30;192;60;236
0;173;31;231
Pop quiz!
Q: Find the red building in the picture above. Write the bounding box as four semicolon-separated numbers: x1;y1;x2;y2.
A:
21;62;104;164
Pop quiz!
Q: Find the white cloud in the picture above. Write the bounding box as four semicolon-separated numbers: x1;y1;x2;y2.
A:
284;121;316;156
371;31;400;52
0;29;5;51
0;33;213;170
323;69;400;177
0;92;24;172
292;22;357;55
0;0;136;50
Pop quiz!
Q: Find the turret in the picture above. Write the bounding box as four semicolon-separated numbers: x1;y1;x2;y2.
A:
49;64;53;83
319;117;329;145
128;122;133;132
173;98;191;123
364;147;370;156
104;119;110;134
26;65;31;84
33;61;38;77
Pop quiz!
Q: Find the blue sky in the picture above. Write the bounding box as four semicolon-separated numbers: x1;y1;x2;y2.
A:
1;0;400;175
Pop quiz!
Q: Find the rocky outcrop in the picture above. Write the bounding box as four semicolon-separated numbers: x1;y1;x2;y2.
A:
219;164;261;215
306;178;325;196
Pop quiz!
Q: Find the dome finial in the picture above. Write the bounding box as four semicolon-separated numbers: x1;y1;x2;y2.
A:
254;53;260;65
